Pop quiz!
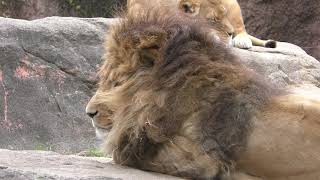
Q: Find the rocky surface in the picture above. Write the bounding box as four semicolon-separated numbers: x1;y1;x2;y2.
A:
0;0;62;20
234;42;320;88
0;0;126;20
0;17;320;154
0;149;181;180
0;17;116;153
238;0;320;60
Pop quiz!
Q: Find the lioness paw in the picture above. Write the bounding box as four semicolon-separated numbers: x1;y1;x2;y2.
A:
232;33;252;49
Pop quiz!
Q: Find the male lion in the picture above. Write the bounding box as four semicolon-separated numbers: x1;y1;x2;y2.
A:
86;9;320;180
127;0;276;49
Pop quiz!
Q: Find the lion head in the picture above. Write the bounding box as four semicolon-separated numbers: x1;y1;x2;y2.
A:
86;9;271;179
178;0;234;35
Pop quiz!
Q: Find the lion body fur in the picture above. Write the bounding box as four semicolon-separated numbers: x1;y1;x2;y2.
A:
86;9;320;180
238;85;320;179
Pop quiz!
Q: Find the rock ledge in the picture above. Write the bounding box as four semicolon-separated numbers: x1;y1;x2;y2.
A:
0;149;181;180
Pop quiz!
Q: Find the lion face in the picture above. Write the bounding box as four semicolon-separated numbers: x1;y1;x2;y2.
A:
86;94;113;139
178;0;234;35
86;19;169;143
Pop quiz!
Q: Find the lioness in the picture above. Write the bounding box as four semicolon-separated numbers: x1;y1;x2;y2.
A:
86;9;320;180
127;0;276;49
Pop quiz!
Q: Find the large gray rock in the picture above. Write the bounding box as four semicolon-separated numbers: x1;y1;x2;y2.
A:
0;149;181;180
0;17;319;154
0;17;116;153
234;42;320;88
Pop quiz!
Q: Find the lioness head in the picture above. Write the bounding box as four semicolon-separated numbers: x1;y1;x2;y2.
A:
86;9;271;179
178;0;234;35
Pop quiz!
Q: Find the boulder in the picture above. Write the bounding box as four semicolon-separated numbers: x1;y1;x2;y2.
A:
0;17;319;154
238;0;320;60
233;42;320;88
0;17;116;153
0;149;181;180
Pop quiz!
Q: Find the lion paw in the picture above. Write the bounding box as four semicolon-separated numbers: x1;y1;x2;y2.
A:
232;33;252;49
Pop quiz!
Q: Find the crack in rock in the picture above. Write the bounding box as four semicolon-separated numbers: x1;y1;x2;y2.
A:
0;69;11;131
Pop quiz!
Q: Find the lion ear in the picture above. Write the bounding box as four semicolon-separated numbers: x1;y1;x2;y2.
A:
136;26;167;66
179;0;200;16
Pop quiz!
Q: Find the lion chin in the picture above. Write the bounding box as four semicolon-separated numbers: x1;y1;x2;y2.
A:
92;122;109;140
85;8;320;180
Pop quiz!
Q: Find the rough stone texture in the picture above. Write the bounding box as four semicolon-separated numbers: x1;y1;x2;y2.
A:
0;149;181;180
1;17;320;155
0;0;62;19
0;0;126;20
0;17;117;153
234;42;320;88
15;0;62;20
238;0;320;60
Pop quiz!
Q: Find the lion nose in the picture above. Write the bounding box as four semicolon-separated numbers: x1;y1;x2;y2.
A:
86;95;99;118
87;111;98;118
227;32;234;37
86;103;98;118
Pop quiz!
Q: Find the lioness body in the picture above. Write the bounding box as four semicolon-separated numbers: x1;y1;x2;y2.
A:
127;0;276;49
86;10;319;180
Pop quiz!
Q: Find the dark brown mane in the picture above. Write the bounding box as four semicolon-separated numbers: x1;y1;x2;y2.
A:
96;8;273;179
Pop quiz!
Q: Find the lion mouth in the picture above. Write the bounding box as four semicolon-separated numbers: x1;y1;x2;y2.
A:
92;120;112;140
95;126;111;140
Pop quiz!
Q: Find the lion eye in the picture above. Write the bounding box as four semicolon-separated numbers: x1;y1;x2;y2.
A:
112;81;120;88
208;17;217;22
183;4;191;13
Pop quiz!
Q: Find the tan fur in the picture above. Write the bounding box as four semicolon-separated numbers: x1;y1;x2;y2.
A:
127;0;229;44
237;85;320;180
127;0;276;49
179;0;277;48
127;0;178;17
86;10;319;180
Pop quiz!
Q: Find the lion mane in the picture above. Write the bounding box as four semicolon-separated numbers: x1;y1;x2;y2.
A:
88;9;275;179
